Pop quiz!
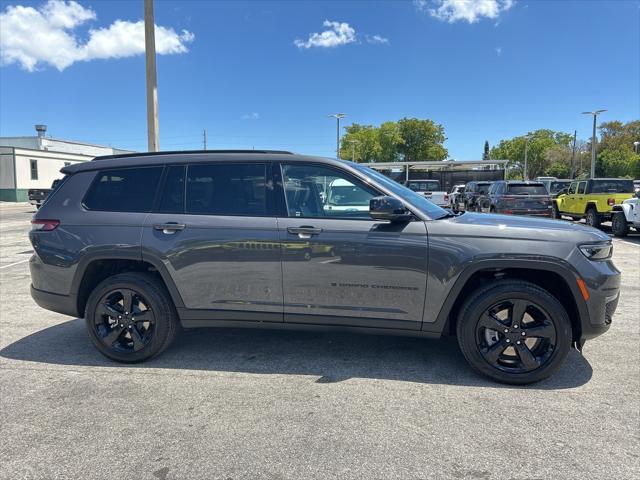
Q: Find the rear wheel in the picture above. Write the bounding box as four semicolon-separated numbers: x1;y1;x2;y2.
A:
85;272;179;363
456;281;572;384
585;207;601;228
551;202;561;219
611;212;629;237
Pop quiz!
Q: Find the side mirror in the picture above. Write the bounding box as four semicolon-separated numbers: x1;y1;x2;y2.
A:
369;196;412;223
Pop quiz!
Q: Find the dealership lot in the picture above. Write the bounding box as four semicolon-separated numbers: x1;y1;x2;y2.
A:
1;202;638;480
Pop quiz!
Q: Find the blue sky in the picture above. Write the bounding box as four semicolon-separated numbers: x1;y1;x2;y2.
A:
1;0;638;159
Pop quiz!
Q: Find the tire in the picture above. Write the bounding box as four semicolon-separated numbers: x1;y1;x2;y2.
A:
585;207;601;228
611;212;629;237
551;202;561;219
85;272;180;363
456;280;572;385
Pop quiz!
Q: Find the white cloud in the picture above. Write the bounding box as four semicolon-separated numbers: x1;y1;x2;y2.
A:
366;34;389;45
415;0;514;24
0;0;195;71
495;46;502;56
242;112;260;120
294;20;356;49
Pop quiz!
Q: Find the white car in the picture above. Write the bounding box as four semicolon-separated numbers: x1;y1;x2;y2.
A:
611;191;640;237
405;180;450;207
324;178;370;213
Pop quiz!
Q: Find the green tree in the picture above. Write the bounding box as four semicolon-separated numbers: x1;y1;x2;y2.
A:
490;130;573;179
483;140;490;160
339;124;381;162
378;121;403;162
396;117;448;161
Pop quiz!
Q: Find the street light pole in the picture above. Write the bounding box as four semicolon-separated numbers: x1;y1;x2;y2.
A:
144;0;160;152
582;109;606;178
346;139;359;162
634;141;640;154
328;113;346;159
523;135;530;181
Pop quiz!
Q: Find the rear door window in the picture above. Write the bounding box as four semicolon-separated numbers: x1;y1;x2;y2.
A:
83;167;163;212
577;182;587;194
185;163;270;216
158;165;186;213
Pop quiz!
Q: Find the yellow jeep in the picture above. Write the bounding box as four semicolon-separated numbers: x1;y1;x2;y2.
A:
552;178;635;228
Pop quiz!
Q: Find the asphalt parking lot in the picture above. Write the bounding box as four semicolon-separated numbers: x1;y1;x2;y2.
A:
0;202;638;480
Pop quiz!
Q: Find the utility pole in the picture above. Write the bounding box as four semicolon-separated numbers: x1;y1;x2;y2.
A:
523;135;531;181
144;0;159;152
582;109;606;178
203;129;207;150
634;141;639;154
346;139;359;162
570;130;577;178
328;113;346;159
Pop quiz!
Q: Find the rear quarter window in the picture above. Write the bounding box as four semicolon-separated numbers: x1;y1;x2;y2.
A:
590;180;634;194
83;167;163;212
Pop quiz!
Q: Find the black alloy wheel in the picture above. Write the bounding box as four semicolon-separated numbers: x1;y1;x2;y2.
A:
456;281;571;384
85;272;179;363
94;288;156;353
475;299;556;374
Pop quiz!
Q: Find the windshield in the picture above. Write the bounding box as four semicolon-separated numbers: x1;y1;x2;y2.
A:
506;184;548;195
407;180;440;192
591;180;634;193
549;181;571;194
353;164;449;219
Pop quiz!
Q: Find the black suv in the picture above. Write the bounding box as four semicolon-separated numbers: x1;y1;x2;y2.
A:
459;181;493;212
30;151;620;384
478;181;551;217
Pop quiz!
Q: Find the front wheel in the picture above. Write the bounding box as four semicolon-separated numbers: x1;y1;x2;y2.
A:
611;212;629;237
85;272;180;363
456;281;572;384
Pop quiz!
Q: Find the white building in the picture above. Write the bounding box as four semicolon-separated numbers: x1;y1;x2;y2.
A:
0;125;133;202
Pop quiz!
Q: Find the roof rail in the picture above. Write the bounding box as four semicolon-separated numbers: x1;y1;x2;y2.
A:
91;149;294;161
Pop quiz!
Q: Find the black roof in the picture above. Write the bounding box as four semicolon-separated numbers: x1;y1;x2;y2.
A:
61;150;335;175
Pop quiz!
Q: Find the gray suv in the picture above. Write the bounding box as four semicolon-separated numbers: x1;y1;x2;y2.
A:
29;151;620;384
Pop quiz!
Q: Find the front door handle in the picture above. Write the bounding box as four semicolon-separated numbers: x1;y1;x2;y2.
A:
154;223;186;234
287;226;322;239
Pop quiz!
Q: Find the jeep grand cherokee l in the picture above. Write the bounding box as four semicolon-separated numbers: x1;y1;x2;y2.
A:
29;151;620;384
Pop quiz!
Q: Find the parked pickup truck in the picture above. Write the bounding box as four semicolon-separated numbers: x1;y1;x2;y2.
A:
28;179;61;209
553;178;635;228
405;179;449;207
479;181;551;217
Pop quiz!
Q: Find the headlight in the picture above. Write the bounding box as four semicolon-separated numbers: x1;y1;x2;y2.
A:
579;243;613;260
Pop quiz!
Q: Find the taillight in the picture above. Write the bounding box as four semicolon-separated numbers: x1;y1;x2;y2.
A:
31;219;59;231
444;194;449;201
607;198;615;206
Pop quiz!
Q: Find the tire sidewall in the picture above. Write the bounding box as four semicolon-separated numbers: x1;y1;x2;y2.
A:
457;283;572;384
612;212;628;237
85;274;174;363
586;208;600;228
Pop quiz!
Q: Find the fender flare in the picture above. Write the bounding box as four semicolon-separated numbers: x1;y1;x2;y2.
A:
611;203;632;219
422;257;590;336
71;250;186;315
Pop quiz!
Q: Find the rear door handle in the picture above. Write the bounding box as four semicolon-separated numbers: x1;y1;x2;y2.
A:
154;223;186;234
287;226;322;239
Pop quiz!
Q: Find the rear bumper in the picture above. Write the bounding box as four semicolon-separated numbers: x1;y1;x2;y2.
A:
30;285;79;318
